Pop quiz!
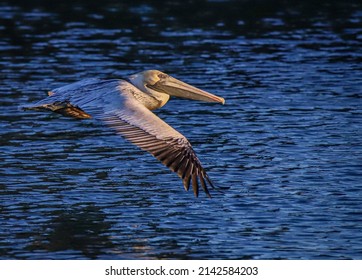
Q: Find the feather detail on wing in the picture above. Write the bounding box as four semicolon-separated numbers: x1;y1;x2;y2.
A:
102;112;214;197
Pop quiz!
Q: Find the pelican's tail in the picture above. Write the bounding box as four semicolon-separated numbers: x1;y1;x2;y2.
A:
20;100;91;119
21;101;56;111
20;78;105;118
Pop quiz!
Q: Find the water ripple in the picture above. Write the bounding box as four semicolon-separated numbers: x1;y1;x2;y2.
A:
1;0;362;260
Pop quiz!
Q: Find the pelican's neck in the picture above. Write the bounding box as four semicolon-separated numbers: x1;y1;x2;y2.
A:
126;75;169;111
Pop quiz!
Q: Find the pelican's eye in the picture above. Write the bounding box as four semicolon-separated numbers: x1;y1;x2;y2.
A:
158;73;168;79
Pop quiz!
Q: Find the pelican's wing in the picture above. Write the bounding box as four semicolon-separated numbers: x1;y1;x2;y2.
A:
24;79;215;197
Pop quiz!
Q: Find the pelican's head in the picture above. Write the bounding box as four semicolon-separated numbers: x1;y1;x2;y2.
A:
128;70;225;106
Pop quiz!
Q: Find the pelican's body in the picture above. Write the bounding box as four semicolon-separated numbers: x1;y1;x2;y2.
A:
22;70;225;197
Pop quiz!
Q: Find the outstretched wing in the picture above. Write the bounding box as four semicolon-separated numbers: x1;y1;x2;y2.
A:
23;79;215;197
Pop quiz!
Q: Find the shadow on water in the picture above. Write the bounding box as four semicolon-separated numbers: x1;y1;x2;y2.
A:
25;205;113;259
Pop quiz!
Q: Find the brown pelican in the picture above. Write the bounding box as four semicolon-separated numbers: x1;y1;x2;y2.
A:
22;70;225;197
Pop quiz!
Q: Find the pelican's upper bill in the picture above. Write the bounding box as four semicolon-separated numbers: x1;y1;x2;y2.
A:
22;70;225;198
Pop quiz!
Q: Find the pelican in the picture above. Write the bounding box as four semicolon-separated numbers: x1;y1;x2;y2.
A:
22;70;225;197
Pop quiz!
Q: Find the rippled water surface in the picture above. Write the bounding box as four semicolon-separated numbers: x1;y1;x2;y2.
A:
1;0;362;259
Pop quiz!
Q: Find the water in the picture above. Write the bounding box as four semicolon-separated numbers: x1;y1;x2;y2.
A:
1;0;362;259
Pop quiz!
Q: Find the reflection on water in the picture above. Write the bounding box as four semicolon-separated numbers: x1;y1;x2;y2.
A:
26;205;113;259
1;0;362;259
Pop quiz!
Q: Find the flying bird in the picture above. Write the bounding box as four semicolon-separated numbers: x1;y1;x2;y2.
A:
22;70;225;197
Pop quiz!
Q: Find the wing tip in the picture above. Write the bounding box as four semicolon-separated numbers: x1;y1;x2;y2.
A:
182;171;216;198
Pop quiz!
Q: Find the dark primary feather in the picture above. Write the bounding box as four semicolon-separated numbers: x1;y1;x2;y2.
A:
103;113;214;197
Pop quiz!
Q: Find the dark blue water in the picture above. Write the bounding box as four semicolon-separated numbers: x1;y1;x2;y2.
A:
1;0;362;259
